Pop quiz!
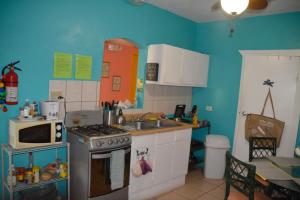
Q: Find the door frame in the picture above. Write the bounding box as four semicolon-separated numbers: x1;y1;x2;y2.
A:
232;49;300;159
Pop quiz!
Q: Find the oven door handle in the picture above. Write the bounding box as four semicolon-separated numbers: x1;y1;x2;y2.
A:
91;148;131;160
92;153;111;159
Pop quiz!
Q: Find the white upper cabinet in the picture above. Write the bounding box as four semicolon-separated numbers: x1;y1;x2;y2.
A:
161;45;183;85
146;44;209;87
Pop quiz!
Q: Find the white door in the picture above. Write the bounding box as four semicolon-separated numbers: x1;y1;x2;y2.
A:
233;52;300;161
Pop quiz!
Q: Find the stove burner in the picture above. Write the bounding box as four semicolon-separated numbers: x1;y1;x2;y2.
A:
69;124;127;137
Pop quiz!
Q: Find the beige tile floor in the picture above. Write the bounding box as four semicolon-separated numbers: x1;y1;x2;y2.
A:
152;168;236;200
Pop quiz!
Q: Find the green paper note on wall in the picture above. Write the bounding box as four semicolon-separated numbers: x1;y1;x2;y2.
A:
53;52;72;78
75;54;92;80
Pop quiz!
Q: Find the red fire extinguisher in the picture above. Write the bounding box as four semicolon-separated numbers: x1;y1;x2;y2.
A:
1;61;22;105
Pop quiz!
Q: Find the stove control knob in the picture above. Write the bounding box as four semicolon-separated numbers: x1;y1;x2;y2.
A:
96;141;101;147
113;138;118;144
120;138;124;143
125;137;130;142
108;139;113;145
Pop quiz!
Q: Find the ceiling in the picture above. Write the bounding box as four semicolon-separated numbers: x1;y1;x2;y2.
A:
142;0;300;22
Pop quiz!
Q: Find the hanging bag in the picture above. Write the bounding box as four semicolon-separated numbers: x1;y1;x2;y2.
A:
245;88;285;147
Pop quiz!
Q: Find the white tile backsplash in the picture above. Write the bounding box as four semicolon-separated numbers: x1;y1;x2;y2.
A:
96;81;101;104
49;80;192;116
66;102;82;112
82;101;97;110
143;100;154;113
144;85;155;101
82;81;97;102
143;85;192;115
49;80;66;102
66;80;82;102
49;80;101;115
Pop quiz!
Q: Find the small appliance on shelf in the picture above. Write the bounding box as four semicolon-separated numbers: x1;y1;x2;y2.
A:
40;100;59;120
9;119;63;149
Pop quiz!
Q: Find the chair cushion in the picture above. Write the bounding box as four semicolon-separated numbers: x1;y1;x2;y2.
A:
228;191;271;200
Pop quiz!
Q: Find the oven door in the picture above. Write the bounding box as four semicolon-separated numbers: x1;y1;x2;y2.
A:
89;146;131;198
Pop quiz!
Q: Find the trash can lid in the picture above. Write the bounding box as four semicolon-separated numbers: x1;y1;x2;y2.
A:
205;135;230;148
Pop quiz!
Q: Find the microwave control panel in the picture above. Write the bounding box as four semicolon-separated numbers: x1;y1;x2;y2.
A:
55;122;63;142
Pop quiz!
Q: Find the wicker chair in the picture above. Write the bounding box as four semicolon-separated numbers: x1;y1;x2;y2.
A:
249;137;293;199
249;137;277;162
224;151;271;200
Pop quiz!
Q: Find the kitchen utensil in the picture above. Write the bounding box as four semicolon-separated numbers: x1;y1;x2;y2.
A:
116;108;126;125
103;110;116;126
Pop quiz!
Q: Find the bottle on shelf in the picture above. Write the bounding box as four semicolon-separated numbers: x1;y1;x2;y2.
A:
24;99;30;118
28;152;33;169
7;164;16;187
32;166;40;183
192;108;199;128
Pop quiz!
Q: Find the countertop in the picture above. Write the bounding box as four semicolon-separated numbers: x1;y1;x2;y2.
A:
114;120;193;136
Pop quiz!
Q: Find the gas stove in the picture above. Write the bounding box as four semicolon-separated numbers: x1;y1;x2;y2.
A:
67;111;131;200
68;124;127;137
67;124;130;151
66;111;131;151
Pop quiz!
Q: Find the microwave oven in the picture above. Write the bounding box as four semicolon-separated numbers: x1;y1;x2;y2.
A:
9;119;63;149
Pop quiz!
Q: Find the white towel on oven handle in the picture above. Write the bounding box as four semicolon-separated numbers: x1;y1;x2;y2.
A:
110;149;125;190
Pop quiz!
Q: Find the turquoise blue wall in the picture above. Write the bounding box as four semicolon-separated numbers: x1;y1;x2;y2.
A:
193;12;300;147
1;0;300;196
0;0;197;195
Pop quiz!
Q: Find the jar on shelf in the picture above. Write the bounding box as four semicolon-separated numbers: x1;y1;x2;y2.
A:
59;163;67;178
16;167;25;182
25;170;33;184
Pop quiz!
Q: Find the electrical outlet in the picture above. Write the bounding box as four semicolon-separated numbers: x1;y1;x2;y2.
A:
205;106;213;112
50;91;63;101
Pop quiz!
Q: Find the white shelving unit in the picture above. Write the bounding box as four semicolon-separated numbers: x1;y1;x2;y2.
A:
1;142;70;200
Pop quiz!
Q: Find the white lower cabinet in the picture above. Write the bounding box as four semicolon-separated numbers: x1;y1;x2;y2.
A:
129;128;192;200
172;140;191;177
153;143;173;184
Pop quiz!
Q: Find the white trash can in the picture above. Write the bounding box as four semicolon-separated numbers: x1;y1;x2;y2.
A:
204;135;230;179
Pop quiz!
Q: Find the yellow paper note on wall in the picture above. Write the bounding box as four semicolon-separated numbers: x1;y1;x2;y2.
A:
53;52;72;78
75;54;92;80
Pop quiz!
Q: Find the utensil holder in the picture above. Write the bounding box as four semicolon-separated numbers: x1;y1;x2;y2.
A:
103;110;116;126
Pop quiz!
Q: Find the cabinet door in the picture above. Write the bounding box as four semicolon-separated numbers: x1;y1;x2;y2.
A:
130;135;155;193
181;50;209;87
172;140;190;178
196;53;209;87
153;143;173;184
162;45;183;85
